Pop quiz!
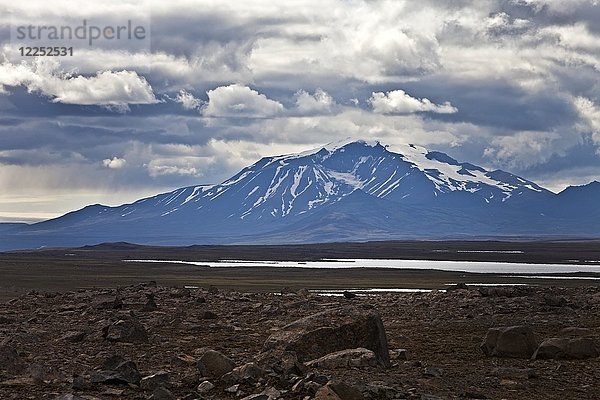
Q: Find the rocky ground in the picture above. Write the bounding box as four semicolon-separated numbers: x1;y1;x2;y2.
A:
1;283;600;400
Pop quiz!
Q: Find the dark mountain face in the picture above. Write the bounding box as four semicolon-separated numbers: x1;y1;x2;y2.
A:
1;140;598;250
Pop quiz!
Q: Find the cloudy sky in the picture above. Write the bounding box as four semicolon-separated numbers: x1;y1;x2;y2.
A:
1;0;599;222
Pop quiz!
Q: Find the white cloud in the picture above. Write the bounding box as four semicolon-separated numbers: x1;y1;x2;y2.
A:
102;157;127;169
483;131;561;169
294;88;334;114
0;60;157;107
147;164;200;177
574;97;600;128
176;89;203;110
369;90;458;114
573;97;600;148
202;84;284;118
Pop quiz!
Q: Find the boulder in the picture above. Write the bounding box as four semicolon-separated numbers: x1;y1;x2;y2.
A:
105;317;148;343
533;337;599;360
306;348;377;369
262;306;389;367
197;349;235;378
481;326;538;358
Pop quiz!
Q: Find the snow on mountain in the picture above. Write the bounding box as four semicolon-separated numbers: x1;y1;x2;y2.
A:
97;139;551;223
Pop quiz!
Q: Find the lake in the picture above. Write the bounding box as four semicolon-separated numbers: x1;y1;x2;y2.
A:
125;258;600;275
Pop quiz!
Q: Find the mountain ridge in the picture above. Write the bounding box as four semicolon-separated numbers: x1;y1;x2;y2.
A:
1;140;598;250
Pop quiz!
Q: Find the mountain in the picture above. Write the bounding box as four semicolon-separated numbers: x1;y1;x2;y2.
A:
552;181;600;218
1;140;599;250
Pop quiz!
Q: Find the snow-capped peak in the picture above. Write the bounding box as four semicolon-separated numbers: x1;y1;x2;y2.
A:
280;138;382;160
86;140;553;224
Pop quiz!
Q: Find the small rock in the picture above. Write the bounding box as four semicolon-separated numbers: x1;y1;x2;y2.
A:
363;384;401;399
423;367;443;378
105;317;148;343
72;375;91;390
55;395;88;400
543;294;567;307
240;395;268;400
94;295;123;310
241;387;282;400
197;349;236;378
170;288;191;298
316;381;364;400
227;362;264;384
343;291;357;299
102;355;126;370
394;349;409;360
207;286;219;294
267;351;306;376
281;287;298;295
101;388;124;396
150;387;175;400
263;387;281;399
142;293;158;312
171;354;196;367
140;371;169;391
91;360;141;385
200;310;218;319
59;331;87;343
197;380;215;393
306;348;377;369
225;384;239;393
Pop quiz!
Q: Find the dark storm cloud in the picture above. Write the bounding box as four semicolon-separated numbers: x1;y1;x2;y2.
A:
402;78;579;131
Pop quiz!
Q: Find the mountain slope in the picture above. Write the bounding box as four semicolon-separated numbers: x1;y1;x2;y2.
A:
1;140;598;250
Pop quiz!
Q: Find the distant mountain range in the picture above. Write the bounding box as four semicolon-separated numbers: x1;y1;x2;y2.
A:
1;140;599;250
